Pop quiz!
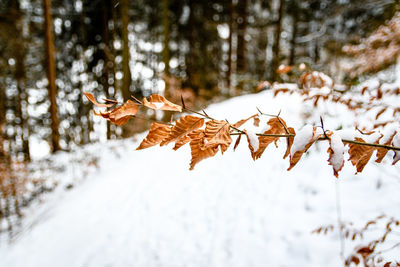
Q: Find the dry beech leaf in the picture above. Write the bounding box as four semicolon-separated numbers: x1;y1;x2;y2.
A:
110;100;139;121
348;137;375;173
375;107;387;120
102;98;118;105
288;126;321;170
327;132;345;178
161;115;204;146
189;130;219;170
204;120;232;154
173;135;191;150
84;92;116;108
136;122;171;150
143;94;182;112
93;100;139;126
233;134;242;151
283;127;296;159
253;116;260;127
376;132;396;163
93;110;130;126
254;117;288;160
245;130;258;159
232;114;259;128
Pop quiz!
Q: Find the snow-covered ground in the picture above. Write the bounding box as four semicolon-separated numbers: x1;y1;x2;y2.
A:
0;89;399;267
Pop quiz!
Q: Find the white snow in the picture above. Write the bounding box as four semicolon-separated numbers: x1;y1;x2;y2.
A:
260;124;271;133
290;125;314;157
328;133;345;172
336;129;362;141
379;125;398;145
1;88;400;267
246;130;259;151
153;102;165;109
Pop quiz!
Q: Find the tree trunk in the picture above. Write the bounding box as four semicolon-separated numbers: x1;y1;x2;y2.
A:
236;0;247;74
162;0;170;75
120;0;131;102
289;7;298;66
270;0;284;81
43;0;61;152
227;0;233;89
101;0;115;139
186;0;198;93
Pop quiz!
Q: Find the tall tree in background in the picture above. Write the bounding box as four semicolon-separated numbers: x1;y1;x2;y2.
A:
120;0;132;102
270;0;284;81
236;0;247;74
288;0;298;66
226;0;233;88
43;0;60;152
162;0;171;76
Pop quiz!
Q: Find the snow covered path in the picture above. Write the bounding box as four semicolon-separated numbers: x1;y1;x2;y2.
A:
1;91;399;267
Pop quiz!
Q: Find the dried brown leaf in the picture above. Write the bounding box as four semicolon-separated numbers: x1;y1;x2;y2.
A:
254;117;288;160
232;114;259;128
375;107;387;120
327;133;345;178
244;130;257;159
348;138;375;173
283;127;296;159
110;100;139;121
84;92;116;108
93;100;139;126
233;134;242;151
161;115;204;146
189;130;219;170
173;135;191;150
102;98;118;105
376;132;396;163
253;116;260;127
143;94;182;112
204;120;232;154
136;122;171;150
94;109;131;126
288;127;321;170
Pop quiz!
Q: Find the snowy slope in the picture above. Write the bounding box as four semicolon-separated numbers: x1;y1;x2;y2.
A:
1;90;399;267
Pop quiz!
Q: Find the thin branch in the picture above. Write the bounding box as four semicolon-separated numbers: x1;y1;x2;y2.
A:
230;132;400;151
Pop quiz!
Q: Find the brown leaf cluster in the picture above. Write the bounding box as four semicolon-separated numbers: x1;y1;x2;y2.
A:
85;93;183;126
136;115;233;169
86;91;400;176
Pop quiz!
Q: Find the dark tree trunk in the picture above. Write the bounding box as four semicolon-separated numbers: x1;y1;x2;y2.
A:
101;0;115;139
162;0;170;75
289;8;298;66
43;0;61;152
227;0;233;89
236;0;247;74
270;0;284;81
121;0;131;102
187;0;197;93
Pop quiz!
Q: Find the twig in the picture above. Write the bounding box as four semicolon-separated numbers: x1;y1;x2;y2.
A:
229;132;400;151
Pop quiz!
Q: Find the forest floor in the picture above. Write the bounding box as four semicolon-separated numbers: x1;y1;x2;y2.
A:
0;85;400;267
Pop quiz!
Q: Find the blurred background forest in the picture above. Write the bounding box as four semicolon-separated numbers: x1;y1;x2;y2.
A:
0;0;399;238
